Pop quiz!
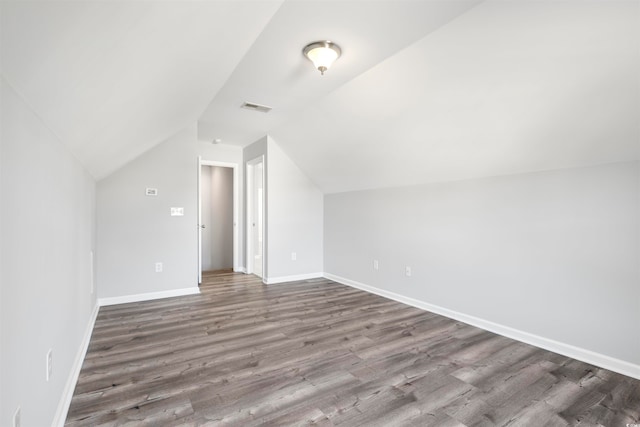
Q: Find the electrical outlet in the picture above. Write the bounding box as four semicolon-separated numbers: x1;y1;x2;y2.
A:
46;349;53;381
405;266;412;277
155;262;163;273
373;260;379;270
13;406;20;427
291;252;297;261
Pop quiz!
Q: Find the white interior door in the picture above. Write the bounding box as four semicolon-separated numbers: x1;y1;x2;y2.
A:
253;162;263;277
197;156;203;284
246;157;264;278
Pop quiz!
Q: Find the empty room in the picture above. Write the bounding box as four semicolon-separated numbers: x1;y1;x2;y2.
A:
1;1;639;426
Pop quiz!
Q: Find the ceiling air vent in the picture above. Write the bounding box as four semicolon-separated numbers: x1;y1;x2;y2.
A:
241;102;272;113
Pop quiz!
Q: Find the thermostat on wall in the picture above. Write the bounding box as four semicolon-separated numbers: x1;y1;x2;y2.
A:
145;188;158;196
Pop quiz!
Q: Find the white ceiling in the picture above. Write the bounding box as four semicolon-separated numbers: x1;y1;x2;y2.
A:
1;1;283;179
2;0;638;191
271;0;640;193
197;0;481;146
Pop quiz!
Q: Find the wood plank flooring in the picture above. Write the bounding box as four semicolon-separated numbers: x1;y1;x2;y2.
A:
66;271;640;426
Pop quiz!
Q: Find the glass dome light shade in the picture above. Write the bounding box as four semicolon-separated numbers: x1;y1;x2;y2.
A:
303;41;341;75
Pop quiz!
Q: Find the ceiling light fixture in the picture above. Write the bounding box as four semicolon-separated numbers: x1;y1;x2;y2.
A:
303;41;341;75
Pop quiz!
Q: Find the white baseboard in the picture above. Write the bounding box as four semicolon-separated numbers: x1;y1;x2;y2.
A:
52;303;99;427
98;287;200;306
264;272;324;284
235;267;247;274
323;272;640;380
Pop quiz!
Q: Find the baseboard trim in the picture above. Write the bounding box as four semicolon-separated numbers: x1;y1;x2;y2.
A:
323;272;640;380
235;267;247;274
98;287;200;306
52;303;99;427
264;272;324;285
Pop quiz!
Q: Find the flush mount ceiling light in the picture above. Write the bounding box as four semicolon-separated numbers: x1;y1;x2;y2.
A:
303;41;341;75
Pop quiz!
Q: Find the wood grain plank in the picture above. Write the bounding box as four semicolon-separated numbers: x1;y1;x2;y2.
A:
65;271;640;426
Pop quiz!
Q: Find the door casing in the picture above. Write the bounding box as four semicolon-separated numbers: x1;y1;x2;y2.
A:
246;156;266;280
197;157;240;284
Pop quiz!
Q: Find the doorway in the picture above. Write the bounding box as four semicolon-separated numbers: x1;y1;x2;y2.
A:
198;159;239;284
246;156;265;278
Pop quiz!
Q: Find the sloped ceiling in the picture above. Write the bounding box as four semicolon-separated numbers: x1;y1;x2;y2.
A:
2;0;638;191
196;0;482;146
0;1;283;179
271;0;640;193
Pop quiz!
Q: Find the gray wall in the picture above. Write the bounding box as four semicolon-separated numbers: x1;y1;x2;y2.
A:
267;139;323;279
201;165;233;271
97;125;243;299
243;136;324;282
1;78;97;427
325;161;640;366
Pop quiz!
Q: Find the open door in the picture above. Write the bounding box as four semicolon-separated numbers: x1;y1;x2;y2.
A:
246;156;265;278
198;158;240;284
197;157;203;284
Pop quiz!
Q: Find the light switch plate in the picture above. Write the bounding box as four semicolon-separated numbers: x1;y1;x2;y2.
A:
170;207;184;216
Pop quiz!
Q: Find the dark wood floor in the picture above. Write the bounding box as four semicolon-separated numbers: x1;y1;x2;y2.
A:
66;271;640;426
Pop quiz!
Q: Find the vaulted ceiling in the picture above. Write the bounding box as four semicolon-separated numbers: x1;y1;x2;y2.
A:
2;1;638;192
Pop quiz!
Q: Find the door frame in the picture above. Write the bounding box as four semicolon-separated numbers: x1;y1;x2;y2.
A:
246;155;266;279
198;157;240;284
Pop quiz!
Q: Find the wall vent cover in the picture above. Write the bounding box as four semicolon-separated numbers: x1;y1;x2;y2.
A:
241;102;272;113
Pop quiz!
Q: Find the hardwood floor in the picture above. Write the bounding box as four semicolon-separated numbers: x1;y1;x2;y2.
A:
66;271;640;426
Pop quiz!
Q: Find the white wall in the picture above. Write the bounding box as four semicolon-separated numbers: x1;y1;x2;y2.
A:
325;161;640;371
96;125;243;300
243;136;269;278
242;136;323;283
267;138;323;280
201;165;233;271
1;78;97;427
